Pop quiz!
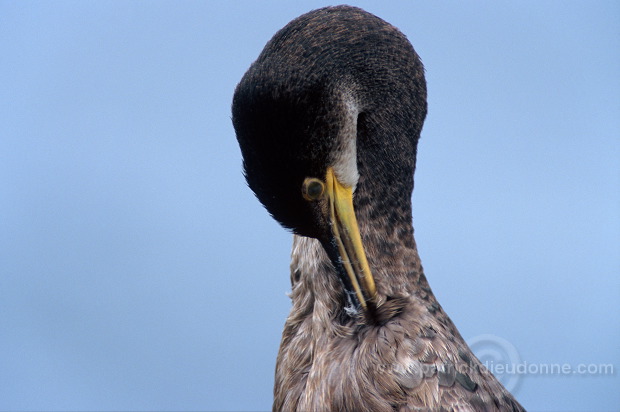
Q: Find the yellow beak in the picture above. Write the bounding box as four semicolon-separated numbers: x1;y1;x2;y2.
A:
325;167;377;312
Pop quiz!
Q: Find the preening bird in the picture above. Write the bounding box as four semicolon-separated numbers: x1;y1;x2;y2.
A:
232;6;525;412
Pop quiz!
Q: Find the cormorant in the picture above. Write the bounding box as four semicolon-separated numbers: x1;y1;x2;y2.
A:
232;6;525;411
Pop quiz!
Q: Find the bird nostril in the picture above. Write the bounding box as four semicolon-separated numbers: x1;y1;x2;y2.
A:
302;178;325;201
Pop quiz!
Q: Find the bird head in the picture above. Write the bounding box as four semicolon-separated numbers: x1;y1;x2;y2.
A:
231;6;427;314
233;74;377;310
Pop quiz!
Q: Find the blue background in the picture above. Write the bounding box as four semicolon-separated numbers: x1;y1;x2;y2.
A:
1;1;618;411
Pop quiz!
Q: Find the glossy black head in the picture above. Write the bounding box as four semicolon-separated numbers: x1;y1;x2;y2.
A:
232;6;427;238
232;67;336;238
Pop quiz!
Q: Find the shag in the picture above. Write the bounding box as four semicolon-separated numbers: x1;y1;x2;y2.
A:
232;6;525;411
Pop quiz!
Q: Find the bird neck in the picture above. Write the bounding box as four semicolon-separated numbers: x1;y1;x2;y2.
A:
358;210;428;300
288;203;436;328
352;167;433;302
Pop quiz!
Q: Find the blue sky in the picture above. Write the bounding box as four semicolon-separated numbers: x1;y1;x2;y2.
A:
1;1;618;411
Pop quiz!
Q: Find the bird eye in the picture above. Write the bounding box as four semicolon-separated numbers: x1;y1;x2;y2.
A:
302;178;325;201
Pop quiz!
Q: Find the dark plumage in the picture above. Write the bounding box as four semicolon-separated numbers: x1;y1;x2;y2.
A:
232;6;525;412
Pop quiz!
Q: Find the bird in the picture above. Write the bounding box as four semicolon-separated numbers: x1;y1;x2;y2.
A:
232;5;525;412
